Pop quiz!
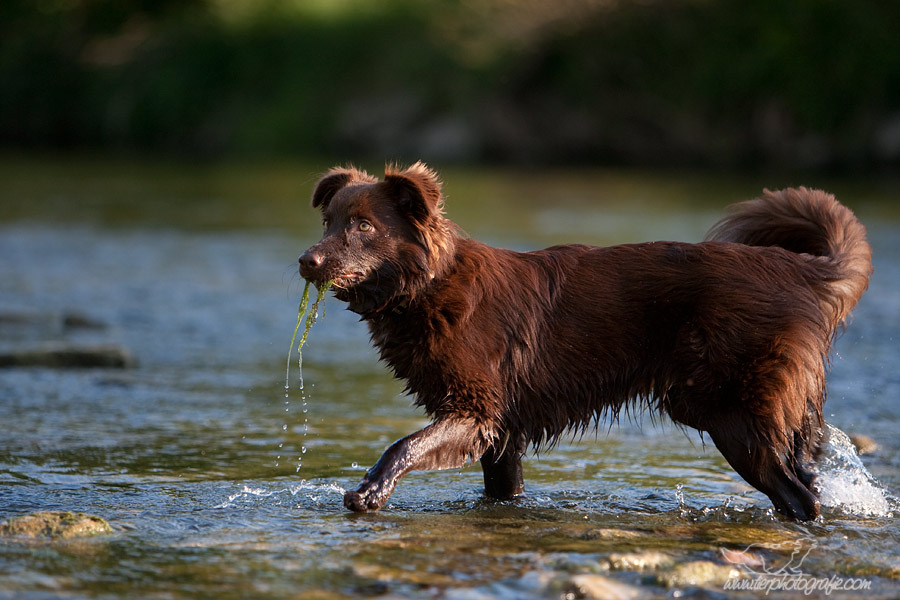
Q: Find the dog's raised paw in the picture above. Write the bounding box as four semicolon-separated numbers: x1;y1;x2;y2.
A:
343;485;388;512
343;490;369;512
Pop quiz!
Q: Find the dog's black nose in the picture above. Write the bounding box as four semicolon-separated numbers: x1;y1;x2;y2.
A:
299;250;324;275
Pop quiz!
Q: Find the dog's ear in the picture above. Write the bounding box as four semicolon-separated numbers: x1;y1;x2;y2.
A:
383;162;443;222
311;166;376;210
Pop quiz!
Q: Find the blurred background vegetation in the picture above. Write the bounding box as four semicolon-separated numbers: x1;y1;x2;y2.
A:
2;0;899;171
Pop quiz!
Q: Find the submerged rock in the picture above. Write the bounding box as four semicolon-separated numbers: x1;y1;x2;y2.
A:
848;433;879;455
656;560;741;588
62;312;108;330
568;573;645;600
0;312;46;325
579;527;645;541
0;310;108;331
605;551;674;571
720;548;765;569
0;343;135;368
0;511;113;539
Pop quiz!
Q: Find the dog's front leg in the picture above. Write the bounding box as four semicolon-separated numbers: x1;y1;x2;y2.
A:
481;434;526;500
343;418;490;512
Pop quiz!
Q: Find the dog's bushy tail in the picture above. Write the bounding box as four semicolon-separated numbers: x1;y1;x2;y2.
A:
706;187;872;331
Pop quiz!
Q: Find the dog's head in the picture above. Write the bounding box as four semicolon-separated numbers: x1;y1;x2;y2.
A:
299;162;456;315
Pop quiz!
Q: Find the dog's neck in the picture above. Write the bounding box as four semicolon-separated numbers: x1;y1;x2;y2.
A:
356;224;459;320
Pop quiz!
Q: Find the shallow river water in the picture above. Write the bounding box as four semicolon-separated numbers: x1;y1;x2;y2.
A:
0;158;898;599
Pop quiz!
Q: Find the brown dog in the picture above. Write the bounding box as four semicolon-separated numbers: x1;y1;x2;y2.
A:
298;163;872;520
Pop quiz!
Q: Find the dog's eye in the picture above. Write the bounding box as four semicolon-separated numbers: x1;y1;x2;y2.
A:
358;221;373;232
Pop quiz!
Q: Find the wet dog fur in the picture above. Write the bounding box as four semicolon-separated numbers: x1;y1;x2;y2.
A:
298;163;872;520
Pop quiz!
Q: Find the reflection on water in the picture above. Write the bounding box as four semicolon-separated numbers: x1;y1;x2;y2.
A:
1;158;899;598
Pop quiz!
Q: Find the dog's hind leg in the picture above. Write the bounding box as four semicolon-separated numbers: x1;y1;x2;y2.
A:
708;425;821;521
343;418;492;512
790;400;825;491
480;434;526;500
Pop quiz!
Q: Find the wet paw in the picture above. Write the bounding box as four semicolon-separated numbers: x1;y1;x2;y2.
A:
343;481;390;512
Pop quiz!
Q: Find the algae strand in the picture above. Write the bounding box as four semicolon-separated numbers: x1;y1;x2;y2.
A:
285;279;332;390
285;282;310;389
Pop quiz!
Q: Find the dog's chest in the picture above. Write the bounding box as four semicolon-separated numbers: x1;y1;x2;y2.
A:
367;314;427;374
366;311;455;384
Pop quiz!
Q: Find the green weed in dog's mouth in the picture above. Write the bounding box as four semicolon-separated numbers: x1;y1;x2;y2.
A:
285;279;332;391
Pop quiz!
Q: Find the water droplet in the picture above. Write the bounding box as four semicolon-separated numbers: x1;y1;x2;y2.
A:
282;424;287;431
351;461;358;469
301;446;307;454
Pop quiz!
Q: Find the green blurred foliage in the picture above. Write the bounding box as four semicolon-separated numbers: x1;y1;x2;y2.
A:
1;0;899;169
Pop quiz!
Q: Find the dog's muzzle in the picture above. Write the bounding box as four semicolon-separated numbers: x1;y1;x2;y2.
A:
298;248;325;280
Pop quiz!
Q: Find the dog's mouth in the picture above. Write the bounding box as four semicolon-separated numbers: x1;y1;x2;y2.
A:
331;270;370;290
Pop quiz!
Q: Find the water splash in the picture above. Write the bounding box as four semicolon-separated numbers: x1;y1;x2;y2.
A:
674;482;687;516
215;481;347;509
814;424;892;517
